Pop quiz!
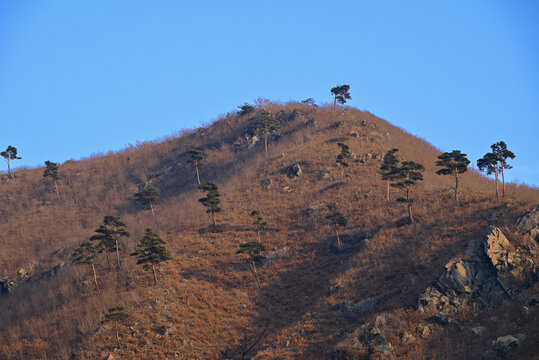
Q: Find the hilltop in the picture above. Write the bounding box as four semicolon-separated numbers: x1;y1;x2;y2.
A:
0;102;538;359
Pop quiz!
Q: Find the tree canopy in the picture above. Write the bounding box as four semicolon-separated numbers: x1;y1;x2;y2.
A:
90;215;130;268
134;185;160;218
391;160;425;223
131;228;172;284
254;109;281;157
435;150;470;202
380;148;400;204
199;182;223;230
188;149;205;185
1;145;21;175
330;85;351;107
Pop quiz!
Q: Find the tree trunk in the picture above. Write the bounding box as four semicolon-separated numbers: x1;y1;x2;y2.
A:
149;200;155;219
7;158;10;174
407;186;413;223
91;263;99;290
501;167;506;198
386;180;390;205
115;322;121;347
54;180;60;200
494;169;499;200
152;264;157;285
333;96;337;109
195;165;201;185
249;260;261;290
211;211;216;231
105;251;112;269
115;238;121;269
454;175;459;203
335;227;341;246
340;167;344;182
264;133;268;158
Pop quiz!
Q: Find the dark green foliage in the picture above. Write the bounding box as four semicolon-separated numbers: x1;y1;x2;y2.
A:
380;148;400;204
134;185;160;218
131;228;172;284
250;210;268;240
43;161;60;180
477;152;501;199
105;305;129;347
199;182;223;229
301;98;316;106
331;85;351;107
326;203;347;245
72;241;98;265
391;160;425;222
336;142;350;167
238;103;256;116
188;149;205;184
1;145;21;175
436;150;470;202
43;160;61;199
90;215;130;268
254;109;281;156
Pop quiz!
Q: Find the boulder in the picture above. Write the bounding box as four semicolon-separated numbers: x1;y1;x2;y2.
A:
287;163;303;178
492;334;526;355
516;204;539;242
418;226;537;322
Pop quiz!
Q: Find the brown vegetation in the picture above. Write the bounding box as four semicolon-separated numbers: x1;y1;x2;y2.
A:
0;102;537;359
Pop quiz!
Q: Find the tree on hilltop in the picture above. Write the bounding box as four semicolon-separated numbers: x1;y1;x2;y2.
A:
477;152;501;200
301;98;316;106
435;150;470;203
43;160;61;199
326;202;347;246
391;160;424;223
131;228;172;285
238;102;256;116
254;109;280;157
331;85;351;108
236;241;265;289
90;215;130;269
188;149;205;185
380;148;400;205
134;185;160;218
1;145;21;176
490;141;515;198
72;241;99;289
199;182;222;231
335;142;350;181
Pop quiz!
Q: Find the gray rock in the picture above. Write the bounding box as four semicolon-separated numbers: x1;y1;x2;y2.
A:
339;294;389;321
471;325;486;336
400;332;415;343
259;247;288;268
516;204;539;241
418;226;537;322
492;334;526;355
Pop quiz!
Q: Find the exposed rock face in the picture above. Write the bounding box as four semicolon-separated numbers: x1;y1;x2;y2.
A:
287;163;303;178
516;204;539;242
418;226;537;322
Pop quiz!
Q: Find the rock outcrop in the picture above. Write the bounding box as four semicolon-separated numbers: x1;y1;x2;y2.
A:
516;204;539;242
418;226;537;322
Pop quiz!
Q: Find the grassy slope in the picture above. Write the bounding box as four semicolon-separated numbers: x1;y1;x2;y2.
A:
0;103;537;359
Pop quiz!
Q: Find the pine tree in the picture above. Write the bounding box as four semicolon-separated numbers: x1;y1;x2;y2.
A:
250;210;268;241
380;148;400;205
198;182;223;230
236;241;266;289
336;142;350;181
43;160;61;199
477;152;501;200
131;228;172;285
90;215;130;269
254;109;280;157
391;160;424;223
330;85;351;108
490;141;515;198
326;203;347;245
238;102;256;116
435;150;470;203
1;145;21;176
105;305;129;347
188;149;205;185
134;185;160;218
72;241;99;289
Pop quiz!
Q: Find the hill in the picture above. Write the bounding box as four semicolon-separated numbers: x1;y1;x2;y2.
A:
0;102;538;359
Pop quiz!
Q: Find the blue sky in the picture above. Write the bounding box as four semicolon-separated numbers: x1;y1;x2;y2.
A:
0;1;538;185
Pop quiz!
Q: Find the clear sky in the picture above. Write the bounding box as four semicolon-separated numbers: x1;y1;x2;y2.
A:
1;1;538;185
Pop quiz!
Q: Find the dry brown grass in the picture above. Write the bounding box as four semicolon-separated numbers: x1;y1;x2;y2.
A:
0;102;537;359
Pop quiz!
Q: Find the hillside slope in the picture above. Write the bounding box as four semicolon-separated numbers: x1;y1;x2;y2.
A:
0;103;537;359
